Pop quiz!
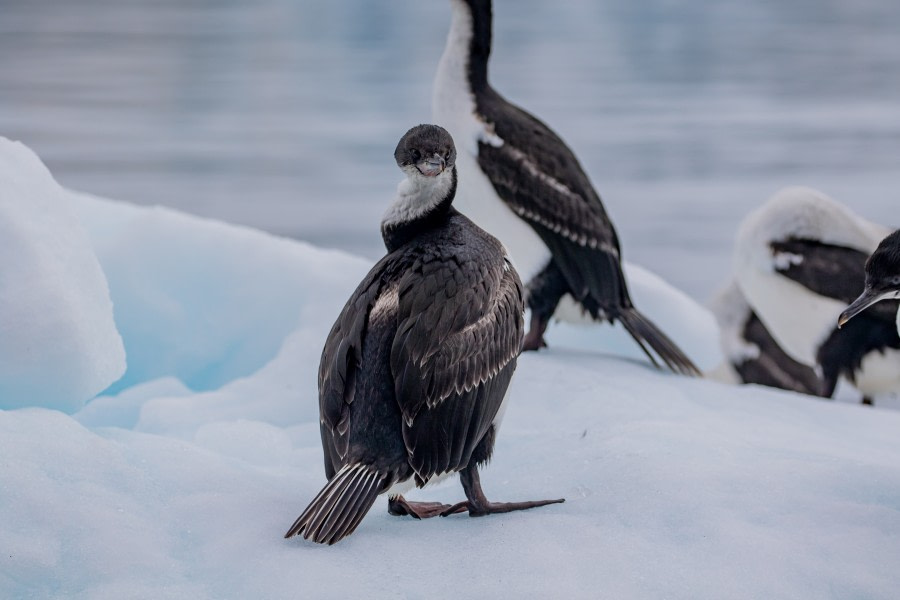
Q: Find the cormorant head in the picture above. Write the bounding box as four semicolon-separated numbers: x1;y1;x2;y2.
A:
839;229;900;327
394;124;457;180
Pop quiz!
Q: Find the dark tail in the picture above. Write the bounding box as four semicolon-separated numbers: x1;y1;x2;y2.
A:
619;307;701;377
284;463;385;545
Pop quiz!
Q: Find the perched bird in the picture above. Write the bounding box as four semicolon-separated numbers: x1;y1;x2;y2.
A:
709;280;822;396
840;229;900;335
734;186;900;401
432;0;698;375
284;125;563;545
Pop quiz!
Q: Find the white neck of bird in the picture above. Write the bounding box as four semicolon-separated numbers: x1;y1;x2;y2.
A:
382;167;455;229
438;2;473;83
434;1;477;119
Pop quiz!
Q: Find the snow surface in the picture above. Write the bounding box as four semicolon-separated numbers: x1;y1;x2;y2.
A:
3;139;900;599
70;190;369;397
0;138;124;412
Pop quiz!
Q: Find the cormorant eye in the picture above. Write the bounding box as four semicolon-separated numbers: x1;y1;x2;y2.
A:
410;149;421;162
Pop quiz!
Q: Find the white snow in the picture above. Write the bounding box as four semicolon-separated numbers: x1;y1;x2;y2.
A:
70;189;368;397
3;140;900;599
0;138;125;412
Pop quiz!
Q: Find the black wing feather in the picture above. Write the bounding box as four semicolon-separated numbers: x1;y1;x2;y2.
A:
771;238;899;323
318;257;393;479
476;129;629;315
319;215;526;486
477;90;619;253
391;236;524;483
770;238;868;303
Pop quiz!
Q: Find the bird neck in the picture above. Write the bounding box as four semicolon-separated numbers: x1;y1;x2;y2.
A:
381;168;458;252
440;0;492;94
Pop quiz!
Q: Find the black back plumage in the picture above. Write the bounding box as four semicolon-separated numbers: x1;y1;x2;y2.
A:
453;0;698;375
317;217;523;484
771;239;871;305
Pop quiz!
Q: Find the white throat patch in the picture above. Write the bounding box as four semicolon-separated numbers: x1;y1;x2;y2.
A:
382;167;454;229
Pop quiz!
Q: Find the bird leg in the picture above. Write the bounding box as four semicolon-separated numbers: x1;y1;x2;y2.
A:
439;464;564;517
522;313;549;351
387;494;466;519
523;260;569;351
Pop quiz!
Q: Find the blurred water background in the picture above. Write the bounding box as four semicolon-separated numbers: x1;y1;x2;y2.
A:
2;0;899;300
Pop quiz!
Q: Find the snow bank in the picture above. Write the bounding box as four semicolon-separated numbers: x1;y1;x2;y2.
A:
5;355;900;599
0;138;124;411
3;140;900;599
71;190;369;396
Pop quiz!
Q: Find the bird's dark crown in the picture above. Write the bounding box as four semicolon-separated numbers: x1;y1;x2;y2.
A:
394;124;457;170
866;229;900;289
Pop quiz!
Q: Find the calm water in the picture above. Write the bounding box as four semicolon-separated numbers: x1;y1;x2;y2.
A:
2;0;899;299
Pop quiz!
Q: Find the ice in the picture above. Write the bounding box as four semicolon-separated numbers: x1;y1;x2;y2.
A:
3;139;900;599
71;190;369;396
0;138;125;412
5;355;900;599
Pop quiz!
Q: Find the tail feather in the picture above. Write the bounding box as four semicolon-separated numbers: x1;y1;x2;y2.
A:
619;307;701;377
284;463;385;545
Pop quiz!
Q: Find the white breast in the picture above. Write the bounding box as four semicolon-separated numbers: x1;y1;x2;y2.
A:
382;168;454;230
854;348;900;399
453;149;551;282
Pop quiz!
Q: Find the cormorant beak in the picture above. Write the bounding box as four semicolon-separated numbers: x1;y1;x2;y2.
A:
417;155;446;177
838;286;885;328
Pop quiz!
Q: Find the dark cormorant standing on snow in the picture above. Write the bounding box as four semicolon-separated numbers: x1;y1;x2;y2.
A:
284;125;563;545
432;0;698;376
